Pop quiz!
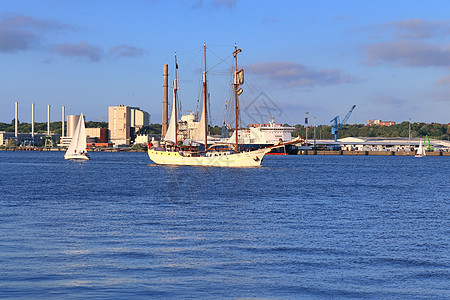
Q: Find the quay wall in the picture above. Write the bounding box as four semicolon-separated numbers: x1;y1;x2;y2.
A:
297;150;449;156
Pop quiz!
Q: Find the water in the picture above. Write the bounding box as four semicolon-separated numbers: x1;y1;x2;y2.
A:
0;151;449;299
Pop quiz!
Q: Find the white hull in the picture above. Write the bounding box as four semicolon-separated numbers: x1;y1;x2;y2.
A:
148;148;269;167
64;153;89;160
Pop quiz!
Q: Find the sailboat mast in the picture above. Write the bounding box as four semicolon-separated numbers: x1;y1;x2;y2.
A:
203;43;208;151
233;44;242;152
174;53;178;146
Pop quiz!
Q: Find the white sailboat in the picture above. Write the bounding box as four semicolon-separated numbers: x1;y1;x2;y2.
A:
64;113;89;160
148;44;300;167
415;139;426;158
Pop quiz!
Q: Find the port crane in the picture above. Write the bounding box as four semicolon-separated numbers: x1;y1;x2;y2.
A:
330;105;356;142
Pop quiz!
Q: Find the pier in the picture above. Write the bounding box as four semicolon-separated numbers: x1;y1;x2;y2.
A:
297;150;450;156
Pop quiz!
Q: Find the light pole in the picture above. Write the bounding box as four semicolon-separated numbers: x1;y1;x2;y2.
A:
313;116;317;149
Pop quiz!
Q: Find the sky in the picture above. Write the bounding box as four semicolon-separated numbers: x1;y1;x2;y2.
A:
1;0;449;126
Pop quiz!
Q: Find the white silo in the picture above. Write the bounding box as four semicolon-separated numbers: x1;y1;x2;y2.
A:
67;115;80;137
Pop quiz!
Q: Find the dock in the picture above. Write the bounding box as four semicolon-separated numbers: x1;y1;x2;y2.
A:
297;150;450;156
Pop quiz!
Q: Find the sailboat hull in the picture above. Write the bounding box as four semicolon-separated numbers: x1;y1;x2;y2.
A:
148;148;268;167
64;154;89;160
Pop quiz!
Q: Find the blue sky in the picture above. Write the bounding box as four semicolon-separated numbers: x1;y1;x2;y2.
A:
1;0;449;125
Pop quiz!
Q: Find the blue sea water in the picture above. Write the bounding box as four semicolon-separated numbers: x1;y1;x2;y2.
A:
0;151;449;299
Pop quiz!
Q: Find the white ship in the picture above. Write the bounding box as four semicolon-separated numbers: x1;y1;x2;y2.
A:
221;119;296;154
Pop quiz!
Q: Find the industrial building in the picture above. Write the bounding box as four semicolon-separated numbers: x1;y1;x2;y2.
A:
108;105;150;146
130;107;150;131
86;128;109;147
178;112;201;141
0;132;45;146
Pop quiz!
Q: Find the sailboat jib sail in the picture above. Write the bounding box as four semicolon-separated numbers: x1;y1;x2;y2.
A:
191;70;208;143
191;105;206;142
164;91;178;143
415;139;426;157
65;113;89;160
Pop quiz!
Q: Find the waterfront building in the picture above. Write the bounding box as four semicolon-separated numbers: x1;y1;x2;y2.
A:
85;128;108;143
337;137;450;152
367;120;396;126
134;134;150;145
1;132;35;146
130;107;150;131
85;128;110;147
108;105;150;146
178;112;201;141
108;105;131;146
0;132;57;147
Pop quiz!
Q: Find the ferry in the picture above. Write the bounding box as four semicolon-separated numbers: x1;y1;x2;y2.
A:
221;119;297;154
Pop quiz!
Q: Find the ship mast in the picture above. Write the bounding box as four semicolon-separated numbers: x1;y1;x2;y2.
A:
233;44;242;152
203;43;208;151
174;53;178;146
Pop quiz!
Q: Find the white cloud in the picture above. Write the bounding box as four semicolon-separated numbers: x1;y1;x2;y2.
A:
365;40;450;67
247;61;360;88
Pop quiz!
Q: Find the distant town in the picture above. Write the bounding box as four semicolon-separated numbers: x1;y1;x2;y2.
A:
1;102;449;154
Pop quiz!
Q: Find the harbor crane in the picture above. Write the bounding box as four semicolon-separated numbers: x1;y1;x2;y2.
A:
330;105;356;142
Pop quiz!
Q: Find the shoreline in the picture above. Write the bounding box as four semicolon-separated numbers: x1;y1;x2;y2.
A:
297;149;450;156
1;148;449;156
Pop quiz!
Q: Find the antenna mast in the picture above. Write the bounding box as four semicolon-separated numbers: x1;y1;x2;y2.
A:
233;44;242;152
174;53;178;146
203;43;208;151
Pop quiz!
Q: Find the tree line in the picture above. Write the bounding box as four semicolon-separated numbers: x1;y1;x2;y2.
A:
0;120;108;134
2;120;449;140
291;122;450;140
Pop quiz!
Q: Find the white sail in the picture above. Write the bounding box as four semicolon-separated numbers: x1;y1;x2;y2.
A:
415;139;426;157
191;75;207;142
191;110;206;142
164;56;178;144
164;89;177;143
65;113;89;160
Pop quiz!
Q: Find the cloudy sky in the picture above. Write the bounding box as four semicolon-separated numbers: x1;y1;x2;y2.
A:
1;0;449;125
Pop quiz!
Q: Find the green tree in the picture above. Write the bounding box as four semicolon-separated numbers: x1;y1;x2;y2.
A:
86;121;108;128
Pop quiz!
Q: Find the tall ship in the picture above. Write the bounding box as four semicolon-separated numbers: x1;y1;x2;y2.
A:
148;44;300;167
